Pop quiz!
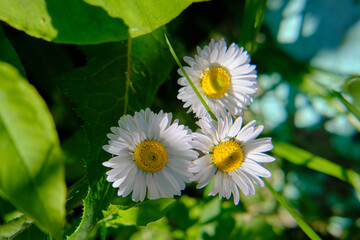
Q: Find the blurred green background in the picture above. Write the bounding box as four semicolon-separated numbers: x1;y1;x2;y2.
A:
1;0;359;239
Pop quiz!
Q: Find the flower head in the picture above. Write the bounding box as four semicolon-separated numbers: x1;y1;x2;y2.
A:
103;108;198;202
177;38;257;119
189;114;275;205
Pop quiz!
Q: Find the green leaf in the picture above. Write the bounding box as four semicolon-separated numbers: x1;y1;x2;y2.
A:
0;215;33;239
0;0;205;44
85;0;206;38
0;62;66;239
67;180;114;240
273;141;360;191
240;0;267;53
55;29;175;239
199;198;221;223
0;0;128;44
0;26;26;77
103;199;176;227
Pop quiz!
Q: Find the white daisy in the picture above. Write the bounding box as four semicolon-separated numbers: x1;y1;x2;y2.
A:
189;114;275;205
102;108;198;202
177;38;257;119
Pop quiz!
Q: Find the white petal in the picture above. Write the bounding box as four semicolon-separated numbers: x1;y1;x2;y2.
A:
228;116;243;138
230;171;250;196
247;152;276;163
232;184;240;205
236;120;256;142
243;137;273;153
196;165;217;189
242;160;272;178
209;171;223;197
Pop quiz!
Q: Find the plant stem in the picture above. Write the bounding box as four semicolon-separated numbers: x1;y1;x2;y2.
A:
264;179;322;240
124;37;135;115
164;32;218;121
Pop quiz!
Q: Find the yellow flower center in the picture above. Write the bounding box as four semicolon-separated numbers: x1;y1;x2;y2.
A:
134;140;168;173
201;67;231;98
212;141;243;173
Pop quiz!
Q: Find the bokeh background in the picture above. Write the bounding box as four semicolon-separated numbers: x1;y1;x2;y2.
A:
1;0;359;239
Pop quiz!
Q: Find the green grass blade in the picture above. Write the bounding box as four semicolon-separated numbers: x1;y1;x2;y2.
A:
332;90;360;120
251;0;267;54
264;180;322;240
273;141;360;191
164;32;218;121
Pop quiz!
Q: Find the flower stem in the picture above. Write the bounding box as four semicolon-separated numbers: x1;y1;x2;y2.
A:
264;179;322;240
124;37;135;115
164;32;218;121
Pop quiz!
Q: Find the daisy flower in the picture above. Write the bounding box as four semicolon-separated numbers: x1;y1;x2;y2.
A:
177;38;257;119
102;108;198;202
189;114;275;205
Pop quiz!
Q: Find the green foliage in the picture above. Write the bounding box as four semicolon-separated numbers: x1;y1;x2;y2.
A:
240;0;267;52
199;198;221;224
55;29;176;238
0;0;205;44
0;27;26;77
343;76;360;107
103;198;176;227
332;90;360;120
0;62;66;239
12;224;48;240
85;0;206;38
1;0;359;239
0;215;32;239
273;141;360;191
336;76;360;120
264;180;322;240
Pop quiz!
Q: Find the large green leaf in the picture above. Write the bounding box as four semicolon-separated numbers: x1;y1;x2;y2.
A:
85;0;206;38
0;0;128;44
273;141;360;191
0;0;205;44
103;199;176;227
0;62;66;239
55;29;176;239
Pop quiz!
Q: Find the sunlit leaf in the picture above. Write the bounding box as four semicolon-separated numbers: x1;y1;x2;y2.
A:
56;29;175;239
0;62;66;239
273;141;360;191
0;215;32;239
0;0;205;44
0;0;128;44
103;199;176;227
199;198;221;224
85;0;207;38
